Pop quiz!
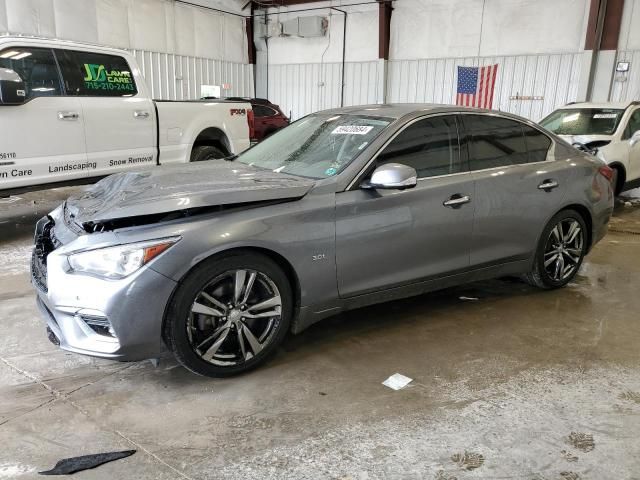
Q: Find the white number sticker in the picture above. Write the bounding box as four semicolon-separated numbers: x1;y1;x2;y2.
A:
331;125;374;135
593;113;618;119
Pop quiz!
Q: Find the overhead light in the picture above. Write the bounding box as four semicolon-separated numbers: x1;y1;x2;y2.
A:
0;50;20;59
12;52;32;60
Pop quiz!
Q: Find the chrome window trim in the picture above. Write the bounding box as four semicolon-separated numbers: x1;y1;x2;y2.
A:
346;110;554;191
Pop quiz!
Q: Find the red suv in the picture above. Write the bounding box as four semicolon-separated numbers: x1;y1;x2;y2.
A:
226;97;289;142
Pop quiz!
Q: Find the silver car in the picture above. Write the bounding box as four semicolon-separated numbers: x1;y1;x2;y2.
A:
32;104;614;377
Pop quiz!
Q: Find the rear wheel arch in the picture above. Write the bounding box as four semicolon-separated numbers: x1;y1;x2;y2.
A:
161;246;302;346
557;204;593;251
190;127;231;160
531;204;593;264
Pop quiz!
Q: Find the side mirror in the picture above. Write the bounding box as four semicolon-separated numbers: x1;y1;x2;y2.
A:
630;130;640;147
363;163;417;190
0;68;26;105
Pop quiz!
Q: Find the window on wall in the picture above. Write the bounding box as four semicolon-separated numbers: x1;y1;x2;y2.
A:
465;115;529;170
376;116;461;179
56;49;138;97
522;125;552;163
0;47;62;99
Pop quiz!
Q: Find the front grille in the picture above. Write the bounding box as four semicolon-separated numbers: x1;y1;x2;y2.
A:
31;219;58;292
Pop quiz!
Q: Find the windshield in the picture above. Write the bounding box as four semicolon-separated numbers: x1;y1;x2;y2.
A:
540;108;624;136
236;113;392;179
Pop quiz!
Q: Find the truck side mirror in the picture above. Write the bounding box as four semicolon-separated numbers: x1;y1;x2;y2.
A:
0;68;26;105
630;130;640;147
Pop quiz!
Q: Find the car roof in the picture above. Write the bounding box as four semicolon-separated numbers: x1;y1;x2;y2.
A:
0;34;128;56
557;101;639;110
316;103;534;123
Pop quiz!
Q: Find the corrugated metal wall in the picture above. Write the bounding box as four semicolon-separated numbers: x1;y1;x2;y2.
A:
610;50;640;102
131;49;254;100
264;61;381;120
388;52;584;121
260;52;583;122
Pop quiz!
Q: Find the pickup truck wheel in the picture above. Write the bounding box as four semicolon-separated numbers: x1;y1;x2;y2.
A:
191;145;225;162
165;252;293;377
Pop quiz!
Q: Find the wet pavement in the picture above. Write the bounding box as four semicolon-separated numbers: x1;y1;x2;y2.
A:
1;186;640;479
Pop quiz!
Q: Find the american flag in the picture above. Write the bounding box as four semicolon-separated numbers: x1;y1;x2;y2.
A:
456;64;498;108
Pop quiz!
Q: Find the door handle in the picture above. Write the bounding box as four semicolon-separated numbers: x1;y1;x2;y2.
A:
538;180;559;191
58;111;79;120
443;194;471;208
134;110;150;119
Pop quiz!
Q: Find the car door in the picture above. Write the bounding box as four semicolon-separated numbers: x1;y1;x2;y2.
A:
335;114;475;298
621;108;640;182
0;46;87;190
55;49;156;176
464;114;570;266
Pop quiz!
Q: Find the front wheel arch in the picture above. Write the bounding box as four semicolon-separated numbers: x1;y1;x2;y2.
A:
608;162;626;195
161;246;301;347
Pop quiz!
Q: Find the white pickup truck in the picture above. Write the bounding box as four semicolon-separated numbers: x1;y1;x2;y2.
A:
0;36;253;194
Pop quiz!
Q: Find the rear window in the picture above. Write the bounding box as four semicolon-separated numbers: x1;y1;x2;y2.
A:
540;108;624;136
56;49;137;97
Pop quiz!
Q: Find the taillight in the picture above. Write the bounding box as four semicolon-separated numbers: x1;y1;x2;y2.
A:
247;109;255;141
598;165;614;182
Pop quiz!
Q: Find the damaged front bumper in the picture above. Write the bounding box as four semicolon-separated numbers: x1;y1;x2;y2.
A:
31;209;177;361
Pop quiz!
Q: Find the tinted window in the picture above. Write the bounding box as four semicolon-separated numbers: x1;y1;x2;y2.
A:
0;47;62;99
253;105;277;117
56;49;137;97
377;116;461;178
465;115;528;170
623;109;640;139
522;125;551;163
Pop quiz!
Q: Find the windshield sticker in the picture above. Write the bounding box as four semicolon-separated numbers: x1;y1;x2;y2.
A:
324;167;338;176
331;125;374;135
593;113;618;119
83;63;135;92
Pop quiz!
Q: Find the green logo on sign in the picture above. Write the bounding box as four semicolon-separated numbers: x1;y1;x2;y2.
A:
83;63;107;82
82;63;135;92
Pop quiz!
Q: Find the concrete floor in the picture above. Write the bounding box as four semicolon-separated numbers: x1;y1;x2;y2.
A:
1;187;640;480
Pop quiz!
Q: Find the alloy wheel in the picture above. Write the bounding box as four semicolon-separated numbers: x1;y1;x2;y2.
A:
187;269;282;366
543;218;584;282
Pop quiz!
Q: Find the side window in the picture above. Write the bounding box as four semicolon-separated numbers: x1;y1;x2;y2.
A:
465;115;529;170
623;110;640;139
0;47;62;99
522;125;552;163
56;49;137;97
253;105;277;117
376;116;461;178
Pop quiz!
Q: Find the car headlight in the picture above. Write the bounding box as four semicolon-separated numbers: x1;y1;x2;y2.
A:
66;237;180;279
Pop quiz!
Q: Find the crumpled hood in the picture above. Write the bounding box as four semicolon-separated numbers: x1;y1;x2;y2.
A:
558;134;612;145
65;161;315;228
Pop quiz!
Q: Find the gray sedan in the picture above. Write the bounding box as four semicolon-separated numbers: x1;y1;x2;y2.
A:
32;104;614;377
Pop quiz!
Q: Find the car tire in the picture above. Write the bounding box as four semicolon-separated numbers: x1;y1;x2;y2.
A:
190;145;225;162
164;252;293;377
525;209;587;289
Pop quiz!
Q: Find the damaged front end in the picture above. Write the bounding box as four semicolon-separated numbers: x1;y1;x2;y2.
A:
63;161;315;233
